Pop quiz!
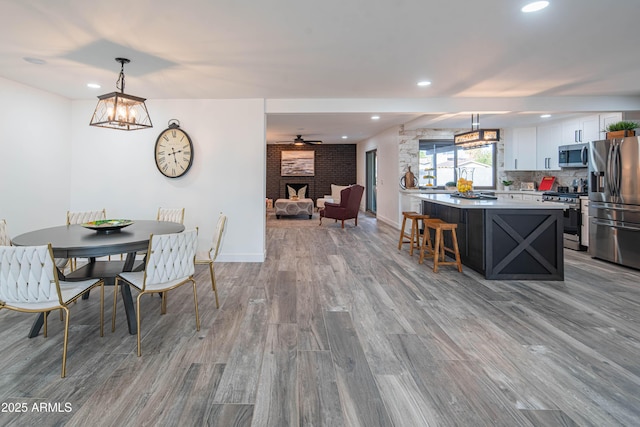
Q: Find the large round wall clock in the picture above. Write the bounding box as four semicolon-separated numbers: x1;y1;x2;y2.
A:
154;119;194;178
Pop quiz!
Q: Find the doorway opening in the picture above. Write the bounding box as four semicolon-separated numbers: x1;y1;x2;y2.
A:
366;149;377;215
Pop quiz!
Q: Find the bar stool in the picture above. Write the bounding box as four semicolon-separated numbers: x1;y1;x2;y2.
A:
398;211;418;251
398;212;430;256
409;214;431;256
418;218;444;264
425;221;463;273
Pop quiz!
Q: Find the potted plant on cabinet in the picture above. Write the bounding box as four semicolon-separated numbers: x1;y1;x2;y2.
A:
604;121;639;139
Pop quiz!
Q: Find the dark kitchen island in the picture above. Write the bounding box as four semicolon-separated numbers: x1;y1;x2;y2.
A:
415;194;566;280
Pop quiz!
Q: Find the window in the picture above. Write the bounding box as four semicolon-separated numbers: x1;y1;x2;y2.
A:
418;140;496;189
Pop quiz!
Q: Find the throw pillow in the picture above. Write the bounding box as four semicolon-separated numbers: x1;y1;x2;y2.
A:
287;185;307;199
287;185;297;199
331;184;349;204
297;185;307;199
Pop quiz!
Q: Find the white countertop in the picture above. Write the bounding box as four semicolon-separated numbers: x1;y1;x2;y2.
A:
400;189;546;195
412;193;567;210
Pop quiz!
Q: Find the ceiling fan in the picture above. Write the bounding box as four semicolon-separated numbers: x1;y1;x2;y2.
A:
275;135;323;145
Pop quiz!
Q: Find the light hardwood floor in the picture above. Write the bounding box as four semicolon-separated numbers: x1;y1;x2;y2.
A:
1;212;639;426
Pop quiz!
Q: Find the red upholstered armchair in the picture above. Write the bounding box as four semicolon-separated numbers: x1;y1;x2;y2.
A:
319;185;365;228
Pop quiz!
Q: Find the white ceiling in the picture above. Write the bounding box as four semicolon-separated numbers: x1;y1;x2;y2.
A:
2;0;640;144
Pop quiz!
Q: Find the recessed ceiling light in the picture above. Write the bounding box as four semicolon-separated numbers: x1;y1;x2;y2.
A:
87;83;101;89
540;114;552;118
23;57;46;65
417;81;432;87
522;1;549;13
341;135;348;139
371;115;380;120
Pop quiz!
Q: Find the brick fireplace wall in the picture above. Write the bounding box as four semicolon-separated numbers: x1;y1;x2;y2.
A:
266;144;356;202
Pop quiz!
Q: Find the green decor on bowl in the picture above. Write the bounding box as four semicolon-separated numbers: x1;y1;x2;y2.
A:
501;180;514;186
81;219;134;233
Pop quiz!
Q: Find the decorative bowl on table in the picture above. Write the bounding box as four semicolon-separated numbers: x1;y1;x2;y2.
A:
81;219;133;234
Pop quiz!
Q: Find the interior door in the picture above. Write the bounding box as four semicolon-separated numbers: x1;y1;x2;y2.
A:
366;150;377;214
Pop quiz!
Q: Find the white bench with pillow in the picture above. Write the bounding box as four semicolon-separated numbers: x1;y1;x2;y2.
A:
317;184;349;210
275;184;313;219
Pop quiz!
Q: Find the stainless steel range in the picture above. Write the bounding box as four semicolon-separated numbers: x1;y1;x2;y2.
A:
542;191;587;250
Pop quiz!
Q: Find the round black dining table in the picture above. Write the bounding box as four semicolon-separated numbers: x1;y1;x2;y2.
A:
12;220;185;337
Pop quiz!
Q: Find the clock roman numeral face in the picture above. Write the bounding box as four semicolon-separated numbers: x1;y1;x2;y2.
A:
154;126;193;178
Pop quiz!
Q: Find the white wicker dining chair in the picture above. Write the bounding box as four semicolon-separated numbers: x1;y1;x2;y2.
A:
157;207;185;224
66;209;108;270
113;229;199;356
195;213;226;308
0;244;104;377
67;209;107;226
135;208;186;263
0;219;11;246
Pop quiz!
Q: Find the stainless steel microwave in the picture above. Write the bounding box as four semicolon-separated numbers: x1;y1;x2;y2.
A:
558;143;588;168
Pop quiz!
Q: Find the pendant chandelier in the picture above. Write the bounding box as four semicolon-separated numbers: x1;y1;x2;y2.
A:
89;58;152;130
454;114;500;148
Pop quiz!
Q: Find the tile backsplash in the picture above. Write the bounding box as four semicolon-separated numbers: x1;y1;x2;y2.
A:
501;169;588;191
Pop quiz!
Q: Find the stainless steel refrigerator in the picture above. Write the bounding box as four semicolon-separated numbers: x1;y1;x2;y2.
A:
588;136;640;270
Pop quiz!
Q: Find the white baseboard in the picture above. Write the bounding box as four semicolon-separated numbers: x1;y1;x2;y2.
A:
374;214;400;230
216;252;265;262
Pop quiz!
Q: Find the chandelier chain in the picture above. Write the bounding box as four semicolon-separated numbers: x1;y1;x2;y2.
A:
116;62;125;93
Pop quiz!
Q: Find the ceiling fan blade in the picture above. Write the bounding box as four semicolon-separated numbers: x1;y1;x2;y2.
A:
304;140;322;144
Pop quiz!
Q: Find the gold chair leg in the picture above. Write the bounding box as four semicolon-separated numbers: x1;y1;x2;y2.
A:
209;262;219;309
61;307;70;378
161;292;167;314
192;280;200;331
44;311;48;337
137;293;143;357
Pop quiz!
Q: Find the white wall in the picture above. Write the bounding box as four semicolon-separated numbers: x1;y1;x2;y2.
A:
357;125;401;228
1;76;266;262
0;77;72;235
70;99;266;262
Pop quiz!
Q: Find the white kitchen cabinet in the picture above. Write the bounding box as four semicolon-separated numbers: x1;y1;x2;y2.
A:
600;112;623;136
561;115;600;144
562;118;580;144
522;193;542;202
504;127;537;170
581;115;600;144
581;197;589;247
536;122;562;170
399;191;422;214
